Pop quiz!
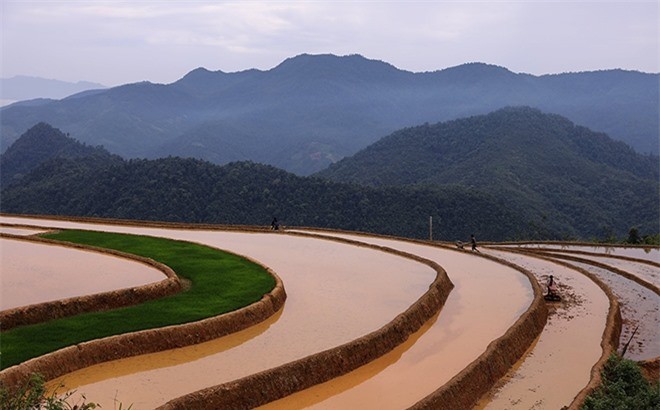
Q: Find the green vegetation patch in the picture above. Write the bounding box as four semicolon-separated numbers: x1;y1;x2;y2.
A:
0;373;99;410
582;354;659;410
1;230;276;369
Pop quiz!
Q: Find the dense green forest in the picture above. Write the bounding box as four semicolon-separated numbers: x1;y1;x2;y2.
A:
0;122;121;189
318;107;659;239
2;115;657;242
1;155;526;241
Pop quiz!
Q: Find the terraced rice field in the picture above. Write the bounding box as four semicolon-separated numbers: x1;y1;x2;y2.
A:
1;215;657;409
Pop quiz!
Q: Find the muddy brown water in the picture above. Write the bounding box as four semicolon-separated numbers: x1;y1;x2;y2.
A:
505;247;659;361
260;231;532;409
548;252;659;288
1;217;436;409
0;237;166;310
472;249;610;409
553;259;659;361
0;217;616;409
501;243;660;263
0;226;49;236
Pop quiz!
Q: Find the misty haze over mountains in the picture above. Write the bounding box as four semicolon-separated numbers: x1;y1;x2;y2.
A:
1;54;657;175
0;76;106;107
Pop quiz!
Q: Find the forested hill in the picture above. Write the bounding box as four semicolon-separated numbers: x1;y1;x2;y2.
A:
1;54;657;175
0;157;529;241
0;122;121;189
317;107;659;238
1;115;656;241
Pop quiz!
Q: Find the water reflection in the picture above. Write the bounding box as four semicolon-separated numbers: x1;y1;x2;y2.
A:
49;307;285;390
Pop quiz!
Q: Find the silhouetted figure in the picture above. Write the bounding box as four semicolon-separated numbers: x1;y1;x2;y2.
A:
271;217;279;231
547;275;557;295
544;275;561;301
470;234;478;252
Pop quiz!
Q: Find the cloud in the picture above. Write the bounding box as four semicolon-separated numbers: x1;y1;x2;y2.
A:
2;0;657;85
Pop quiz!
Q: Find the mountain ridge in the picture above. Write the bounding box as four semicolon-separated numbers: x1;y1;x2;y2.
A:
1;54;657;174
0;75;106;104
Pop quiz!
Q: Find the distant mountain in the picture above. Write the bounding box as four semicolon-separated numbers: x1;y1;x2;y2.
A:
0;54;657;175
0;155;529;241
317;107;659;238
0;76;106;105
0;123;120;189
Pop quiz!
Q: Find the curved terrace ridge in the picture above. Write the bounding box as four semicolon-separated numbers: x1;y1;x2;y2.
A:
0;229;286;392
0;232;182;330
0;215;655;409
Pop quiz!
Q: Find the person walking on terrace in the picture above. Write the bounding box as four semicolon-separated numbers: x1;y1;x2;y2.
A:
471;234;479;252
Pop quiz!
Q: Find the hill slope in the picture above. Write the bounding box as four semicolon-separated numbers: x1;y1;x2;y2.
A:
1;54;657;175
2;113;657;241
0;156;530;241
0;122;531;240
0;122;120;189
317;107;659;238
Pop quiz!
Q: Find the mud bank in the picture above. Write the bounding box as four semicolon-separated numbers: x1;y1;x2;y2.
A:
2;217;439;408
510;250;623;410
639;357;659;383
158;239;454;410
278;230;547;408
0;233;182;330
159;231;545;410
0;261;286;393
406;252;547;410
0;213;268;233
528;250;660;295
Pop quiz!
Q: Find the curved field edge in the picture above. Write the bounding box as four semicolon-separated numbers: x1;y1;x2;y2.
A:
286;228;551;410
157;231;456;409
292;229;625;410
507;249;623;410
0;216;615;409
525;250;660;295
158;232;547;410
0;232;183;330
0;230;286;391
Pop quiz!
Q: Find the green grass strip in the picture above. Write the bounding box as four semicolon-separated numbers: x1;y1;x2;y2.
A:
1;230;275;369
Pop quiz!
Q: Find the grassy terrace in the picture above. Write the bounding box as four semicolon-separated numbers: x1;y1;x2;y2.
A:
1;230;276;369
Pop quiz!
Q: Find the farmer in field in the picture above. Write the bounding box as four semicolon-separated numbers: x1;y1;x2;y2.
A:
547;275;558;296
470;234;479;252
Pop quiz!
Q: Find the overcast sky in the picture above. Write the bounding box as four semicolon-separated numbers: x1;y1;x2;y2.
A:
1;0;658;86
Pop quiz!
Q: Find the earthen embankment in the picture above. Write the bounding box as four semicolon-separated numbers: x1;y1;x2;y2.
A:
157;246;453;410
508;249;623;410
406;249;547;410
0;244;286;393
1;233;182;330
